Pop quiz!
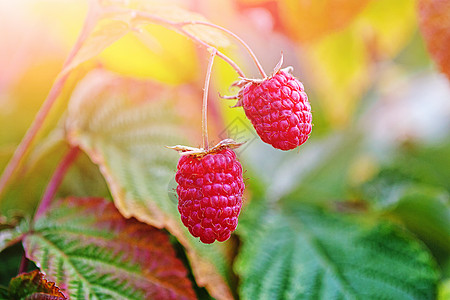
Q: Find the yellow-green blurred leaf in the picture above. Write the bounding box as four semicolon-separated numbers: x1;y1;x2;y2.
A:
63;0;230;77
29;0;88;46
62;17;131;75
439;279;450;300
99;0;231;47
305;28;369;127
65;70;233;300
302;0;418;127
278;0;370;43
418;0;450;79
355;0;416;59
137;2;231;48
100;25;198;83
0;136;67;217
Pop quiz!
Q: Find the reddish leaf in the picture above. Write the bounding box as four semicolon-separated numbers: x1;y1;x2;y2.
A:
8;270;67;300
418;0;450;79
23;197;196;299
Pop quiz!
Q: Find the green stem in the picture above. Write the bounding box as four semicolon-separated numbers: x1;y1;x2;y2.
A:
179;20;267;78
202;49;217;150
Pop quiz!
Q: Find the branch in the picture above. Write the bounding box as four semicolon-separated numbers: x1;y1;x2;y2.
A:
34;147;80;220
18;254;29;274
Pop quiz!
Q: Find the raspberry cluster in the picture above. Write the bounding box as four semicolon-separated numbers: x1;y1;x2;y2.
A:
173;57;312;243
238;70;312;150
175;148;244;244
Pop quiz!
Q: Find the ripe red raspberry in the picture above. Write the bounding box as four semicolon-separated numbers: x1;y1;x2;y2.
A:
237;69;312;150
175;147;244;244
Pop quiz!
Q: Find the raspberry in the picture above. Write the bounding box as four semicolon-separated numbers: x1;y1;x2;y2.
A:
237;69;312;150
175;147;244;244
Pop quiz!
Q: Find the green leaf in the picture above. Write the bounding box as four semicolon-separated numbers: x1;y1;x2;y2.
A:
360;142;450;259
0;216;28;253
0;129;69;218
57;150;111;200
1;130;110;218
268;132;362;204
66;70;186;227
372;142;450;195
360;142;450;210
438;279;450;300
65;70;234;299
389;186;450;257
0;227;22;254
236;205;438;299
363;176;450;261
23;197;196;299
8;270;66;300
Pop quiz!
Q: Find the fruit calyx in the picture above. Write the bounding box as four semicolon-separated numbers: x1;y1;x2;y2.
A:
167;138;244;158
227;54;294;107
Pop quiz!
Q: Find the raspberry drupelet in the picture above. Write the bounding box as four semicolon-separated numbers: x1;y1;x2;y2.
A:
235;68;312;151
175;147;244;244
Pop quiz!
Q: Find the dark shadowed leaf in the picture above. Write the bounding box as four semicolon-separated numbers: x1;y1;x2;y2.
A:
0;286;7;299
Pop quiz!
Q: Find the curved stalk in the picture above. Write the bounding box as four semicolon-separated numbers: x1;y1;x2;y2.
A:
179;20;267;78
135;11;245;78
